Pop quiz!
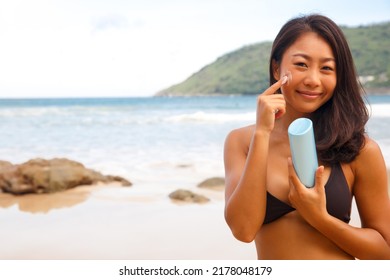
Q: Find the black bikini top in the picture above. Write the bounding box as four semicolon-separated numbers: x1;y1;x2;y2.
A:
263;162;352;224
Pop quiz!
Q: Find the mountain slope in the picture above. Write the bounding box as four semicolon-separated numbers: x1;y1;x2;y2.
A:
157;21;390;96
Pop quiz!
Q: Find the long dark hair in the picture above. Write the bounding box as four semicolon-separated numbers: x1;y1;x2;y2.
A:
269;14;369;164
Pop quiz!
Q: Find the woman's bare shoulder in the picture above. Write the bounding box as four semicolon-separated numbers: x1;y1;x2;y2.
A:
351;135;387;202
354;136;384;166
224;124;254;159
225;124;254;143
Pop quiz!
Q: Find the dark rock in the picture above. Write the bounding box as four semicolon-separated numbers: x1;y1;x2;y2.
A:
197;177;225;190
0;158;132;195
169;189;210;203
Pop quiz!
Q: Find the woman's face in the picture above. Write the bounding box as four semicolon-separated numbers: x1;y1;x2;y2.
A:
275;31;337;115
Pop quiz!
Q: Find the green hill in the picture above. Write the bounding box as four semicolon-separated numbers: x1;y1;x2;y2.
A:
157;21;390;96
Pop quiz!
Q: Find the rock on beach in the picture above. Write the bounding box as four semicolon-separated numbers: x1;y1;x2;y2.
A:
197;177;225;190
168;177;226;204
169;189;210;203
0;158;131;195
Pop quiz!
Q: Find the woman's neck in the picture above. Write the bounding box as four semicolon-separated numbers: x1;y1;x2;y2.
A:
275;106;311;132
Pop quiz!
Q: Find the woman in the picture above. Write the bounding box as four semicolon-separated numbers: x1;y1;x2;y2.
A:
224;14;390;259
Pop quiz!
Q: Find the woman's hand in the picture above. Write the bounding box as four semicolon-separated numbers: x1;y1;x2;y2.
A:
287;157;328;224
255;77;287;132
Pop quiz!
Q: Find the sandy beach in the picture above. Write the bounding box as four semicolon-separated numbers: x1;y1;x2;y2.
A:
0;182;256;260
2;169;387;260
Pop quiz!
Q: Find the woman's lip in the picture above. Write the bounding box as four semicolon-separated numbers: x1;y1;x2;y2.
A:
297;90;322;98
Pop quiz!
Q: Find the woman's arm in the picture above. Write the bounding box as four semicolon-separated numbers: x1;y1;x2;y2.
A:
224;79;286;242
288;138;390;259
348;138;390;259
224;128;270;242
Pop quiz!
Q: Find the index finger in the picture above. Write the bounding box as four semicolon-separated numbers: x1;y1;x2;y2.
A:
262;76;288;96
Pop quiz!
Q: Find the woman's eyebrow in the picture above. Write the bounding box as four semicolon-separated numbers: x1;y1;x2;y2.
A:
292;53;335;62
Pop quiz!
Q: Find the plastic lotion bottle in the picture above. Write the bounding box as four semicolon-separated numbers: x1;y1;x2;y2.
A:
288;118;318;188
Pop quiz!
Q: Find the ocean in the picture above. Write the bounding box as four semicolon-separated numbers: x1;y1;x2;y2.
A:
1;95;389;190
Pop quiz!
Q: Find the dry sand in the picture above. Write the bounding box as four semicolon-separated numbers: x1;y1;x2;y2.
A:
0;184;256;260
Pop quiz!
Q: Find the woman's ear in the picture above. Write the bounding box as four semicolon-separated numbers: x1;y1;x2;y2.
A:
272;59;280;81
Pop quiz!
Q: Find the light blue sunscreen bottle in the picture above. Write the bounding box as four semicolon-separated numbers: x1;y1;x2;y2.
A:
288;118;318;188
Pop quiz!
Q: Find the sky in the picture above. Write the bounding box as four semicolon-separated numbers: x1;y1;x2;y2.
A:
0;0;389;98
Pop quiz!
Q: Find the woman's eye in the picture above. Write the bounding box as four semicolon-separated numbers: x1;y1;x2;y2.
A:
295;62;307;68
322;66;334;71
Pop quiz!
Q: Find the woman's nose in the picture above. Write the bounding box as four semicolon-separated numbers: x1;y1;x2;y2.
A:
303;70;321;88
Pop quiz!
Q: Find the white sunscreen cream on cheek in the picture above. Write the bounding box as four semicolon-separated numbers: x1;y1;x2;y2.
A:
281;71;292;85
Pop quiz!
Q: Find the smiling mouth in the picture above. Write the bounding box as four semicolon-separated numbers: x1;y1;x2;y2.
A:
297;90;322;99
